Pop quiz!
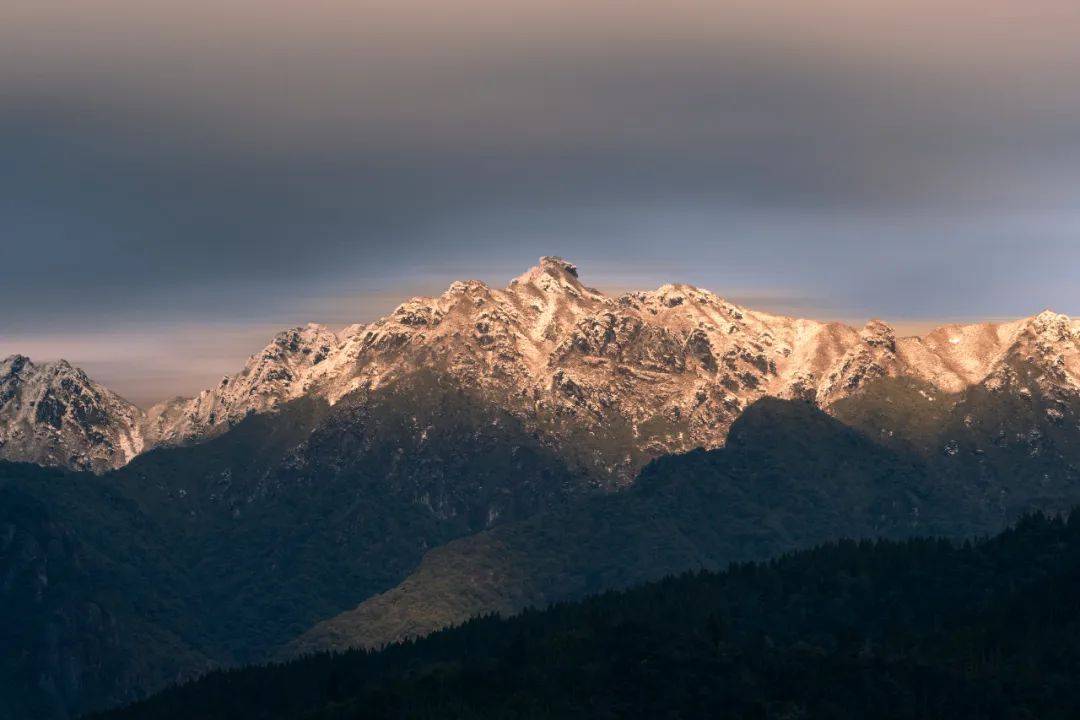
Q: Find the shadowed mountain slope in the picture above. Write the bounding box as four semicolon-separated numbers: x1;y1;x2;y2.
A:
289;398;985;655
0;371;583;719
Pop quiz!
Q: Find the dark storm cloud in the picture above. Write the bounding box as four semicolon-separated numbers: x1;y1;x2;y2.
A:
3;0;1080;401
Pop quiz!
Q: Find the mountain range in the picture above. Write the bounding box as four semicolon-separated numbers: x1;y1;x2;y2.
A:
4;257;1080;718
5;257;1079;479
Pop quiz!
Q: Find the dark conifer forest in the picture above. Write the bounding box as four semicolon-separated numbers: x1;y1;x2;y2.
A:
95;510;1080;720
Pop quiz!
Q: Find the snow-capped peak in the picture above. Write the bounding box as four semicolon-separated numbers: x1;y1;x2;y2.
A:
0;355;144;472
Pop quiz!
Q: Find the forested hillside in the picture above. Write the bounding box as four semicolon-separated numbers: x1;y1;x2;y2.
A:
97;510;1080;719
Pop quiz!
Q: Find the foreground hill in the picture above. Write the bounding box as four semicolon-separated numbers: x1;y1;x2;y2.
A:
96;510;1080;720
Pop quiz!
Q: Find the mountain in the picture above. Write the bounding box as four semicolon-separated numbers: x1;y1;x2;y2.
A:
0;355;145;472
7;258;1080;718
8;258;1080;482
92;510;1080;720
145;265;1080;486
290;313;1080;657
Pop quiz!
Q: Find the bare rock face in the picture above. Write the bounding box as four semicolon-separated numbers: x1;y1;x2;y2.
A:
0;356;144;472
6;259;1080;477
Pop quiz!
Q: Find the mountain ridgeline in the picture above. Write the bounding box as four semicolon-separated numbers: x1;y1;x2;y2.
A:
4;258;1080;718
6;257;1080;482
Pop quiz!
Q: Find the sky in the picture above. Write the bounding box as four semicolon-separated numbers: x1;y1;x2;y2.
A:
3;1;1080;405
